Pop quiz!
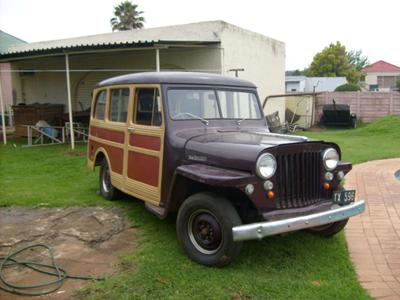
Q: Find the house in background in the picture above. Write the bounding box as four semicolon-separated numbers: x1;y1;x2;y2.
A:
0;21;286;122
361;60;400;91
0;30;26;109
285;76;347;92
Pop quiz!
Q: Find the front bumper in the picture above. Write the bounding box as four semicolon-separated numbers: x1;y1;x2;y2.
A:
232;200;365;241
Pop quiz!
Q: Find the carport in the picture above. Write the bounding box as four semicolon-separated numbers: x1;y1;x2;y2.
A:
0;28;221;149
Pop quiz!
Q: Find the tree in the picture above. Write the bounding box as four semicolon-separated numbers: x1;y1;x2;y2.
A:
110;1;145;31
285;69;306;76
396;79;400;91
347;50;369;71
334;83;361;92
306;42;360;83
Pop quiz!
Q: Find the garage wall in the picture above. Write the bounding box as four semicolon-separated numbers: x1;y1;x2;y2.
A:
219;22;286;120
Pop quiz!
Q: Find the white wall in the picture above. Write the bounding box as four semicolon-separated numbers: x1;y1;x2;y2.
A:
219;22;286;120
286;81;304;92
365;72;400;85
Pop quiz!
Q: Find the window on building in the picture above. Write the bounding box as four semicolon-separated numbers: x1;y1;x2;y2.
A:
135;88;162;126
377;76;397;89
94;90;107;120
109;88;129;122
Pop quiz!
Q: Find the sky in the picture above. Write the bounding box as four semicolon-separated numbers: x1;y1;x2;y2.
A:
0;0;399;70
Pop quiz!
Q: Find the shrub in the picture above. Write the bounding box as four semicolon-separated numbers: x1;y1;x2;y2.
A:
334;83;361;91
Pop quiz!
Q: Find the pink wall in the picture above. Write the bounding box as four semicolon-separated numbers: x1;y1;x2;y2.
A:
0;63;13;107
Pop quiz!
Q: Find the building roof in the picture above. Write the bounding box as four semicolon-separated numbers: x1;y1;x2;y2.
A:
97;72;257;88
0;30;26;54
362;60;400;73
0;20;285;61
0;21;229;59
285;76;306;82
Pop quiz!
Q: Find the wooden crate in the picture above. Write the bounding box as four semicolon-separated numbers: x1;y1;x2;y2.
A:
12;104;64;137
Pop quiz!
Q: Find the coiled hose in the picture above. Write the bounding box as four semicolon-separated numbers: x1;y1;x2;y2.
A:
0;243;103;296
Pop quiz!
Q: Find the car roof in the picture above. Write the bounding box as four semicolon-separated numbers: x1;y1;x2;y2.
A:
96;72;257;88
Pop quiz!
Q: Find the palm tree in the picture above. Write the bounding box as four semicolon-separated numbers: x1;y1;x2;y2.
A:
110;1;145;31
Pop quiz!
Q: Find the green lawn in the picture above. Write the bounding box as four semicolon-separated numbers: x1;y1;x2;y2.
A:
300;115;400;164
4;115;399;299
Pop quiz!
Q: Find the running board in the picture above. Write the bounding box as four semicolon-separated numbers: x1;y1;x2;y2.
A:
144;203;166;219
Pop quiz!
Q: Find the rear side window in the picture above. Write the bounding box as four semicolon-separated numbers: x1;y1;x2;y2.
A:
135;88;162;126
94;90;107;120
110;88;129;122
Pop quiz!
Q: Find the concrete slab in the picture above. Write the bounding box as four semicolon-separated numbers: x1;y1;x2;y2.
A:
0;207;137;299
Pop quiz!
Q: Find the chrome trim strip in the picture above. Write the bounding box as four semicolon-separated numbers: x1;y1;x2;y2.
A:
232;200;365;242
253;131;309;142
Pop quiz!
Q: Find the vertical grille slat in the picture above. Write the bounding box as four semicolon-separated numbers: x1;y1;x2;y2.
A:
275;150;322;209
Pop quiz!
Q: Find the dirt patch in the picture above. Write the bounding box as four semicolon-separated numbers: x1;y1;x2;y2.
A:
0;207;138;300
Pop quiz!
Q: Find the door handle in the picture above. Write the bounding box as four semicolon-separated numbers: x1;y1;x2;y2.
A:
128;127;135;133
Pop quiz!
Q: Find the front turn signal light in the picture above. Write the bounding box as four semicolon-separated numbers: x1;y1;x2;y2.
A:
323;182;331;190
267;191;275;199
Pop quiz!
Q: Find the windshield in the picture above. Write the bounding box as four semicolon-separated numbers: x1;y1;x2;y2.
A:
167;89;262;120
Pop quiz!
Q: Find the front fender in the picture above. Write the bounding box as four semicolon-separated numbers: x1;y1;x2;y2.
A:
175;164;253;187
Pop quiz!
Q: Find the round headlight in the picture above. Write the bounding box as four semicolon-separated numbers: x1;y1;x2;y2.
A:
322;148;339;170
256;153;277;179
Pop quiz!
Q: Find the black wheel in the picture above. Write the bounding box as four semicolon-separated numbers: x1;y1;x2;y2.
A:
308;218;349;237
176;192;243;267
99;159;120;200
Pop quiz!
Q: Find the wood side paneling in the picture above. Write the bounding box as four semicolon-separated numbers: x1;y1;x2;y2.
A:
90;126;125;144
127;152;160;187
129;134;161;151
89;139;124;174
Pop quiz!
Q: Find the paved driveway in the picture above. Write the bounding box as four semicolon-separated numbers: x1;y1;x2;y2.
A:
345;158;400;299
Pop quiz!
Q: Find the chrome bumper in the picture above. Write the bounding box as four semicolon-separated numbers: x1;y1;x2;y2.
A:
232;200;365;242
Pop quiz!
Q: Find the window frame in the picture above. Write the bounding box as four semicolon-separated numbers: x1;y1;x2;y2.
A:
108;87;130;124
92;89;108;121
165;86;263;121
131;85;164;129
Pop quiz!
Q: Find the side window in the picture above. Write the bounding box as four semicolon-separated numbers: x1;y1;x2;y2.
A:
135;88;162;126
110;88;129;122
94;90;107;120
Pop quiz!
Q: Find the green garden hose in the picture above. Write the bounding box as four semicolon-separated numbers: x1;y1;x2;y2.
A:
0;243;103;296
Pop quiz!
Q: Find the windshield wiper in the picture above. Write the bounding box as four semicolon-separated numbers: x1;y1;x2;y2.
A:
236;117;246;125
179;112;209;125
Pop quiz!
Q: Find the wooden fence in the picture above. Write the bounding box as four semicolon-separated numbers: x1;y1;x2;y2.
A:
314;92;400;123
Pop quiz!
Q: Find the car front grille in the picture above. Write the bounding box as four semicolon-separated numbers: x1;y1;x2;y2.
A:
275;151;322;209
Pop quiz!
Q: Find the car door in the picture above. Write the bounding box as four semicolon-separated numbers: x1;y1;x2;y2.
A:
123;85;164;205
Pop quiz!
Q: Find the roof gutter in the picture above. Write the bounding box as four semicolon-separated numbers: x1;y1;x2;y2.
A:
0;43;165;62
0;40;220;63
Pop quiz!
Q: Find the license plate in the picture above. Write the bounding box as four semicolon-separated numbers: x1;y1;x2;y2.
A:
332;190;356;205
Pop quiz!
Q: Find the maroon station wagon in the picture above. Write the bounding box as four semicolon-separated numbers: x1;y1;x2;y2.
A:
87;72;365;266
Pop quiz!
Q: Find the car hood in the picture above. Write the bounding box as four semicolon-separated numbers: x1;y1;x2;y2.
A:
181;128;311;172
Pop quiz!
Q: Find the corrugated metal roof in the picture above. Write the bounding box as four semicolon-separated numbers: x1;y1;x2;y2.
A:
0;30;26;54
0;21;223;58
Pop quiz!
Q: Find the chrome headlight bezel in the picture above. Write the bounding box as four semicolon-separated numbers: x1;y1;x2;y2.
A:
322;148;339;170
256;153;277;179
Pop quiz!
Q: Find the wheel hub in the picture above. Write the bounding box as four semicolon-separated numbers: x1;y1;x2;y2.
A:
102;167;111;193
189;211;222;253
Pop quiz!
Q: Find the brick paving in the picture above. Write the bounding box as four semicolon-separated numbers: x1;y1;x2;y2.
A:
345;158;400;299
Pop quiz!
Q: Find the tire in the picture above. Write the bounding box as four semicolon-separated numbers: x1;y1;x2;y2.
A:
99;159;120;200
176;192;243;267
351;118;357;129
308;218;349;237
